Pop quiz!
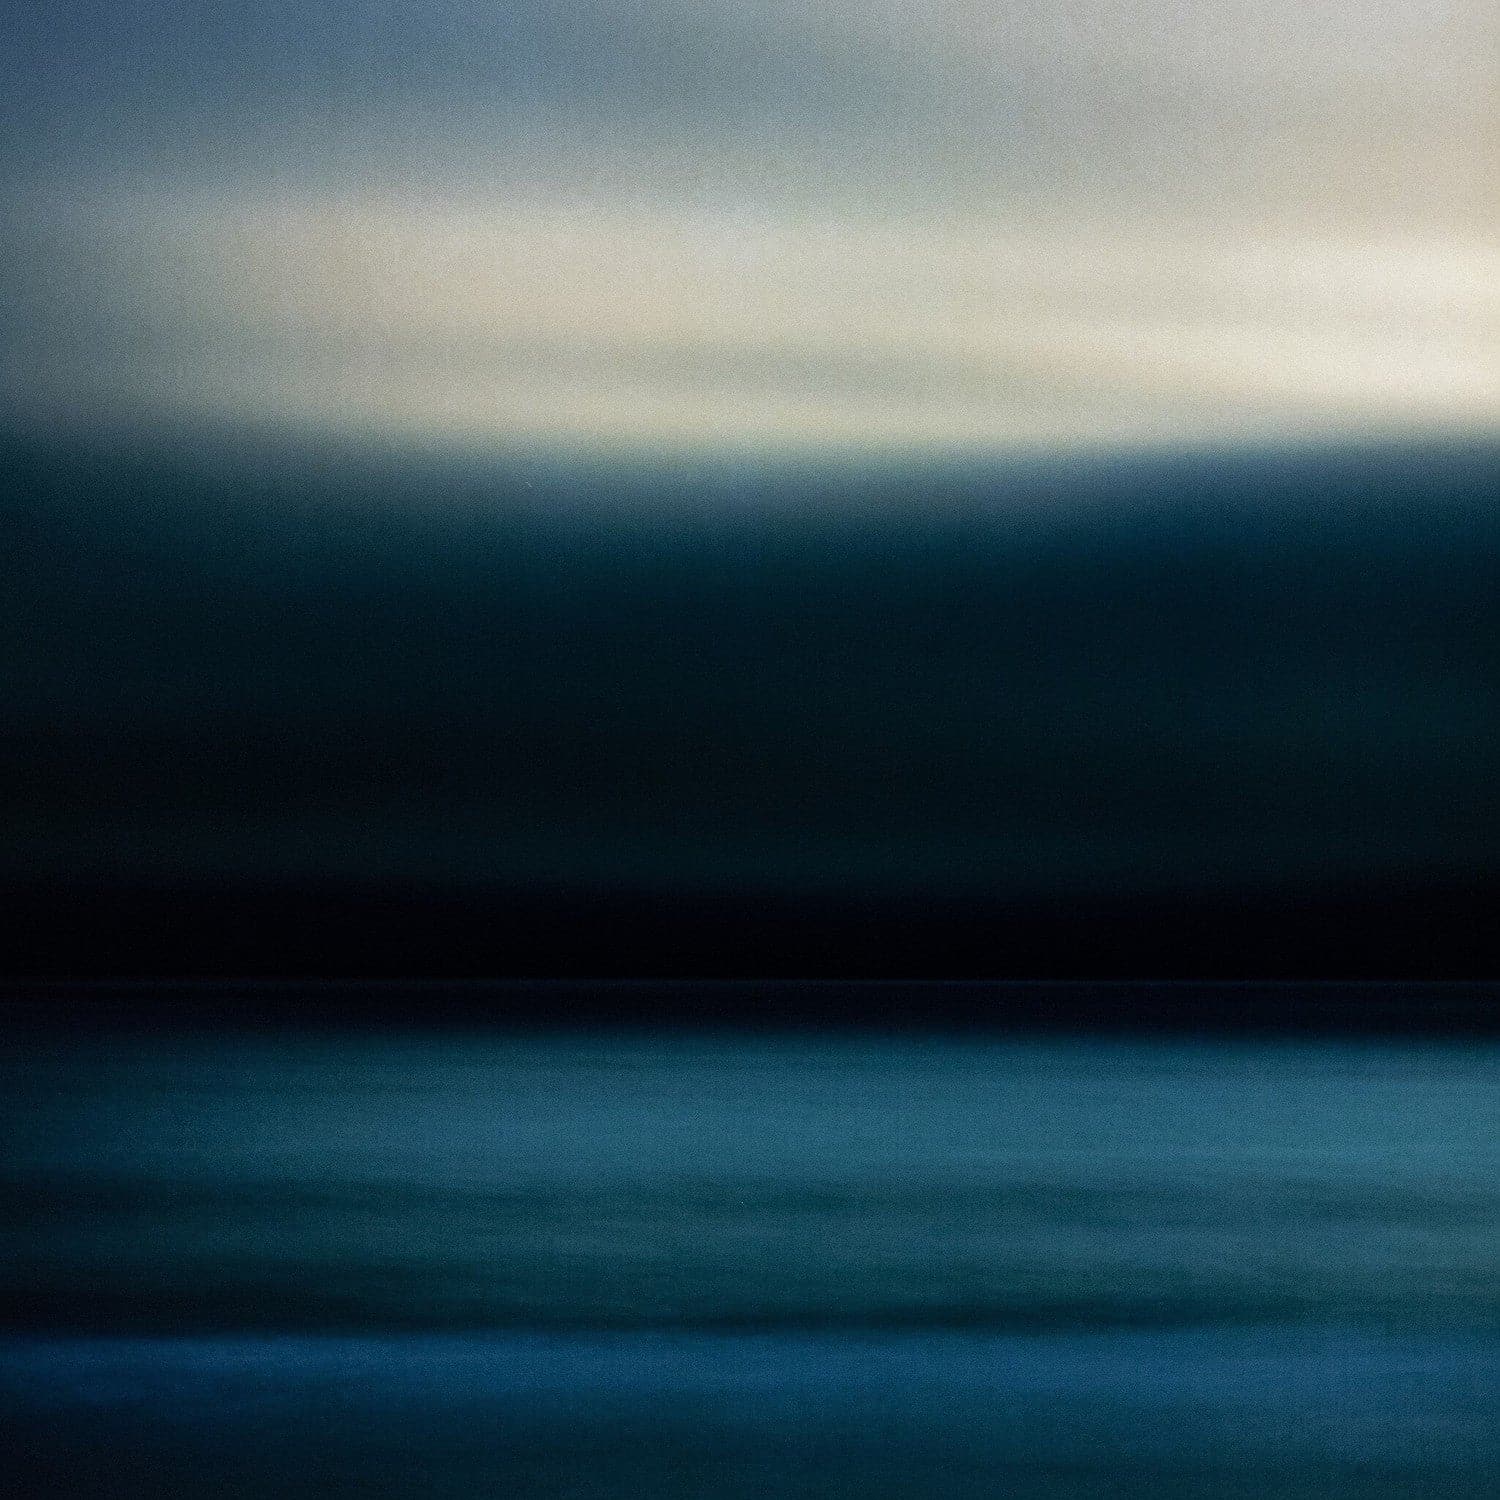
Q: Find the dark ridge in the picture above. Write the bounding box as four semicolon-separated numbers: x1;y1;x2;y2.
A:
3;985;1495;1032
3;875;1498;982
6;432;1498;1002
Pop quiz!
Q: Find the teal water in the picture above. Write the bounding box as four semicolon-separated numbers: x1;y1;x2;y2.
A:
2;1022;1497;1494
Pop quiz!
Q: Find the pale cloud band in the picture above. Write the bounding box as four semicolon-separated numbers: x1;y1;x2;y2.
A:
10;191;1496;457
4;0;1495;457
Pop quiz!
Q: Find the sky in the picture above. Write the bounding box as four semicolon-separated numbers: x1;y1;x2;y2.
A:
4;0;1496;457
3;3;1498;979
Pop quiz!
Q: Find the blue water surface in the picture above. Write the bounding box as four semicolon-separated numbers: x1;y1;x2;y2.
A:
2;1018;1496;1494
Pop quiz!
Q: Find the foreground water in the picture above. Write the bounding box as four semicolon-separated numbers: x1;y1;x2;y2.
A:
2;1021;1497;1494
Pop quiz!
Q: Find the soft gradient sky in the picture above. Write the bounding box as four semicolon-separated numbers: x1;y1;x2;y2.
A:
4;0;1496;455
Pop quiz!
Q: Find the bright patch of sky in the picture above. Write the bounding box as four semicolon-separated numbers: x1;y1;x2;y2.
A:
4;0;1495;455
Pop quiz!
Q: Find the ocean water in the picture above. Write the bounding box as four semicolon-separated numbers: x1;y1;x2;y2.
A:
2;1019;1497;1495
